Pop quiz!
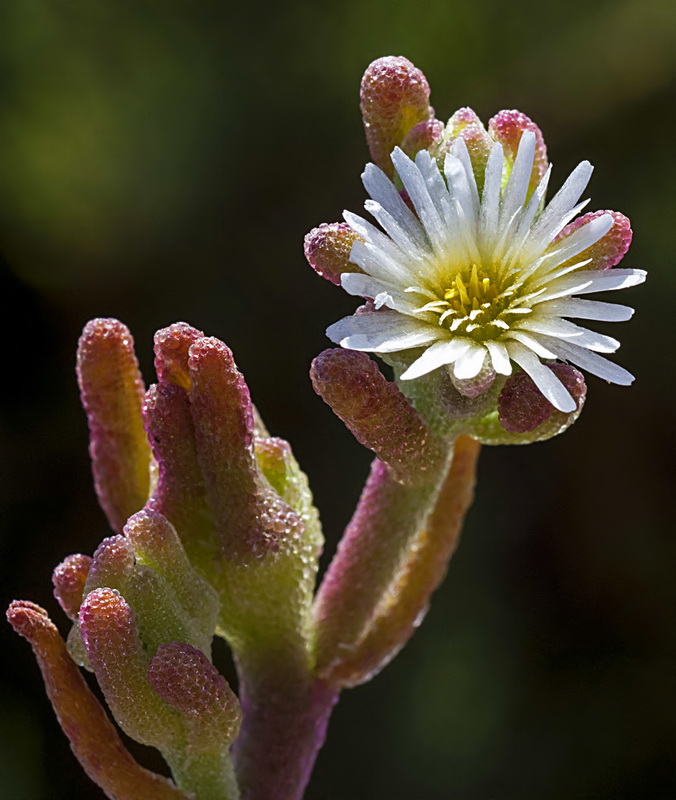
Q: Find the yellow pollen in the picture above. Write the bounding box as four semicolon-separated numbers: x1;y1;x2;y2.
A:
441;265;499;318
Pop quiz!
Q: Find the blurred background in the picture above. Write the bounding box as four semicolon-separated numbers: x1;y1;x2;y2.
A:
1;0;675;798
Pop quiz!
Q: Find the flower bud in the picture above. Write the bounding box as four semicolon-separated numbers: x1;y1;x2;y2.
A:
488;110;548;198
400;118;444;159
498;364;586;434
304;222;360;286
556;210;632;271
360;56;433;175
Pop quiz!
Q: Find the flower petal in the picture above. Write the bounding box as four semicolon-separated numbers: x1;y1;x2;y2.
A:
507;341;576;412
362;163;428;249
400;338;471;380
517;317;620;352
546;298;635;322
555;210;632;271
391;147;447;252
536;335;635;385
500;129;536;230
453;343;487;380
327;312;440;353
527;160;594;251
486;340;512;375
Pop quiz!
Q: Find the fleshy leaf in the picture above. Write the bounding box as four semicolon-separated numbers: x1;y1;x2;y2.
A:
313;451;452;675
149;642;241;747
310;349;445;485
79;588;182;749
77;319;152;532
142;381;217;575
124;509;219;656
52;554;92;621
7;601;189;800
154;322;205;390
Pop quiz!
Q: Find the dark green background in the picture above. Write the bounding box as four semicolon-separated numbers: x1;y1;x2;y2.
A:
1;1;675;798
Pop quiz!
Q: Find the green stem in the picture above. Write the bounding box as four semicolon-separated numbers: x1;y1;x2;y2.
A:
167;749;240;800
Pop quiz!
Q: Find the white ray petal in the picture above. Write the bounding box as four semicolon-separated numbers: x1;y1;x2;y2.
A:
340;273;419;314
480;142;504;247
514;164;551;238
391;147;447;252
349;238;415;285
400;338;472;381
362;162;427;248
327;312;441;353
340;272;389;298
537;335;635;385
539;214;613;272
507;330;558;359
500;130;536;230
486;340;512;375
450;137;480;218
343;210;405;263
364;200;426;261
453;343;487;379
444;152;478;234
518;317;620;352
546;298;635;322
533;269;647;304
527;161;594;250
507;341;576;412
415;149;454;227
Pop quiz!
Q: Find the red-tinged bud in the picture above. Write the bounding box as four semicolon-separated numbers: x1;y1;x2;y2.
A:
304;222;360;286
488;110;548;196
149;643;241;744
188;338;275;560
449;359;496;399
360;56;433;175
86;535;134;594
77;319;152;532
498;364;586;433
400;118;445;159
52;554;92;621
556;210;632;271
7;601;189;800
311;349;444;484
441;108;493;185
154;322;205;390
446;107;483;134
79;588;181;748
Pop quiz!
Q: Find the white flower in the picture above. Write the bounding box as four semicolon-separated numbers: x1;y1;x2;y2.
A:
327;131;646;413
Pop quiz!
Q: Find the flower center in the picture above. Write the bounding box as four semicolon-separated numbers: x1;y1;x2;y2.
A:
409;263;528;340
442;265;498;318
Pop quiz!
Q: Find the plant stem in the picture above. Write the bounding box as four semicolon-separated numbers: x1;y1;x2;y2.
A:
313;448;453;674
167;750;240;800
233;666;339;800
